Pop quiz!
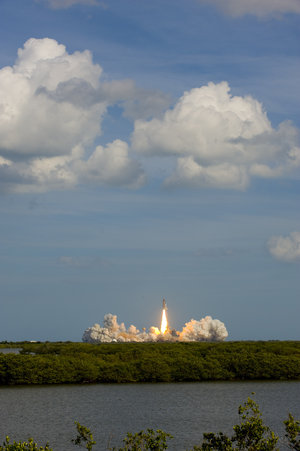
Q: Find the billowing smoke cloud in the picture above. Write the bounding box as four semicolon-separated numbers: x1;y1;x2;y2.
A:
179;317;228;341
82;313;228;343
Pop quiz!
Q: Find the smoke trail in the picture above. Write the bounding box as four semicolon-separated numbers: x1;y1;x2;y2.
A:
82;313;228;343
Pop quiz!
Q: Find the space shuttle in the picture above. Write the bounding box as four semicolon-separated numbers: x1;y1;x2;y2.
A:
162;298;167;310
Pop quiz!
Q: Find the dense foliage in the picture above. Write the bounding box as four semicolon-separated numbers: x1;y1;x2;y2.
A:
193;397;280;450
0;341;300;385
1;397;300;450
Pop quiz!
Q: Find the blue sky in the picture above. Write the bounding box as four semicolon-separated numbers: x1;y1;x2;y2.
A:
0;0;299;341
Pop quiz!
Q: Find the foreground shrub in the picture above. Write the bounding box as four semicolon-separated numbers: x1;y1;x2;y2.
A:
0;437;52;451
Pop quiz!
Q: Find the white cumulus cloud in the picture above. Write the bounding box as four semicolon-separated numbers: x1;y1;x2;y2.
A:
0;38;145;193
267;231;300;262
0;37;103;160
132;82;300;190
197;0;300;17
75;140;146;189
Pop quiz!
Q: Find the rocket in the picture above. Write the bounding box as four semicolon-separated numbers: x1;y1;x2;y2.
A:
162;298;167;310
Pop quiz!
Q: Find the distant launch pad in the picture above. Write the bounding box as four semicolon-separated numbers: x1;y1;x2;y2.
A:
82;298;228;343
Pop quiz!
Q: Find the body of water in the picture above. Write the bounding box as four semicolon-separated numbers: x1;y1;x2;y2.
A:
0;381;299;450
0;348;21;354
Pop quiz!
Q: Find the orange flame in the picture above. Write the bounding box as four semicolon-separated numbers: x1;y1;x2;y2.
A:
160;308;168;334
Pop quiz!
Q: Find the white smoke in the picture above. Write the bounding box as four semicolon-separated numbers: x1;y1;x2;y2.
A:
179;316;228;342
82;313;228;343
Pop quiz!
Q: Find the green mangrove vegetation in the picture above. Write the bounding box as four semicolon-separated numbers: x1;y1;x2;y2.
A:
0;341;300;385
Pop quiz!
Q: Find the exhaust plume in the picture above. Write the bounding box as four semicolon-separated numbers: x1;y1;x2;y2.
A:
82;313;228;343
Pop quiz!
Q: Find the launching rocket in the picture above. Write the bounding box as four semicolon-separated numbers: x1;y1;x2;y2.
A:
161;298;168;334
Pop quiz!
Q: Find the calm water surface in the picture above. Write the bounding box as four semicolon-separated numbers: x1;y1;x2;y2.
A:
0;348;21;354
1;381;300;450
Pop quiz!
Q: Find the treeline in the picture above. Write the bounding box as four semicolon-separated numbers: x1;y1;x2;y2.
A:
0;341;300;385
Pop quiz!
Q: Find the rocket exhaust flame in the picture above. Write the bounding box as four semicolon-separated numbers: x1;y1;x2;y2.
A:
160;309;168;334
82;299;228;343
160;298;168;334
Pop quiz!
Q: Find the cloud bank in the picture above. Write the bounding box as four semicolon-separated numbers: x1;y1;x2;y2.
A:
132;82;300;190
82;313;228;343
197;0;300;17
1;39;299;194
267;231;300;262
